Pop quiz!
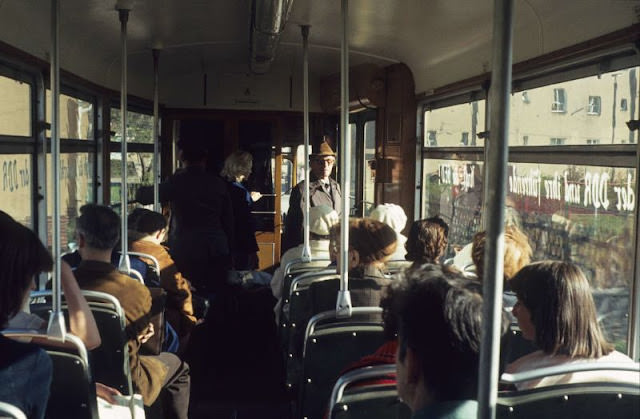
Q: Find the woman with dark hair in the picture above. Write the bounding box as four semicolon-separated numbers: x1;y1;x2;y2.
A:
404;216;449;266
310;218;397;314
506;261;637;389
220;150;261;270
0;213;53;418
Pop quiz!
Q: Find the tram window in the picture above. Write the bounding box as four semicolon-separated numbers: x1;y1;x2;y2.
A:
109;152;153;211
0;75;31;136
110;109;154;143
423;156;634;351
422;158;484;255
363;120;376;215
511;66;639;146
0;154;32;226
45;90;94;140
424;100;486;147
349;122;357;212
295;144;312;184
46;152;95;252
506;162;634;352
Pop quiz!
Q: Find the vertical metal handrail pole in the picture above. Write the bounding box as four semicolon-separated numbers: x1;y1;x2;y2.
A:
301;25;312;262
47;0;65;339
631;145;640;361
478;0;514;418
117;5;131;274
336;0;352;317
152;48;160;213
630;65;640;362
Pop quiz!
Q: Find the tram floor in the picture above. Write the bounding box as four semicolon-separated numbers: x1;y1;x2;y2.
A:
185;286;292;419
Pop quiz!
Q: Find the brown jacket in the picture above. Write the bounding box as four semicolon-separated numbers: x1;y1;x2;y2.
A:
74;260;168;405
129;236;196;336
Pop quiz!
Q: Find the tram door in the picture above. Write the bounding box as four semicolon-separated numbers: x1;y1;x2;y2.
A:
238;120;281;270
348;110;377;216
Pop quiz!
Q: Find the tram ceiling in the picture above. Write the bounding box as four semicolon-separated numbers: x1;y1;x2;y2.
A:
0;0;635;103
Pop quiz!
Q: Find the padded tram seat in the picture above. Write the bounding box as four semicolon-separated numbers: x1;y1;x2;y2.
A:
298;308;387;419
29;290;133;396
1;330;99;419
281;271;339;389
498;362;640;419
328;365;410;419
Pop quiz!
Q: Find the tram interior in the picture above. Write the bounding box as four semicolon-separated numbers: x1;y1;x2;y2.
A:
0;1;639;419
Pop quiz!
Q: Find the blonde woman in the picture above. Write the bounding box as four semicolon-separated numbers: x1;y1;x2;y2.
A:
221;150;262;270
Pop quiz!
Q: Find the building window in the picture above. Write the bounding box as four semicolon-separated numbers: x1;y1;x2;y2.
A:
522;135;529;145
551;88;566;113
586;138;600;145
587;96;601;115
550;137;566;145
621;98;628;112
460;132;469;146
428;130;437;146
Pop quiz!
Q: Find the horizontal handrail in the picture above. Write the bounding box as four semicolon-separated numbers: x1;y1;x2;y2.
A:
1;329;90;372
328;364;397;415
303;307;383;356
500;362;640;384
30;290;126;329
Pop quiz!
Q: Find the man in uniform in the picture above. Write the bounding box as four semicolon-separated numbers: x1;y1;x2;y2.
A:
282;139;341;252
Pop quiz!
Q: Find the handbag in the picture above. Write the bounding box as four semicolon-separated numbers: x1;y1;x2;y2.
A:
140;287;167;355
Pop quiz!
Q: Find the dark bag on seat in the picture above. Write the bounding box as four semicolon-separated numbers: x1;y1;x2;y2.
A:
140;287;167;355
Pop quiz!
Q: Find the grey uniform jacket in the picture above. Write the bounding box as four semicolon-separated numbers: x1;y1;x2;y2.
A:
282;176;341;252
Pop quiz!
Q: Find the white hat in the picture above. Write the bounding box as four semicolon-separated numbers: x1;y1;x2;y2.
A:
309;205;339;236
369;203;407;233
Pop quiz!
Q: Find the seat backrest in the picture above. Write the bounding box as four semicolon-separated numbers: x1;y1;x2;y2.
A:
0;401;26;419
497;382;640;419
284;258;332;276
299;309;387;419
328;365;410;419
284;273;340;389
1;330;99;419
498;362;640;419
29;290;133;396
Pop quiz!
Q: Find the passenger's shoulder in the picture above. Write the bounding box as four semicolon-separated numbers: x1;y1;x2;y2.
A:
506;350;546;373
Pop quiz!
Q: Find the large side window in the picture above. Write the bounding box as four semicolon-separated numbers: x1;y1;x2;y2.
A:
109;108;155;212
421;64;639;353
0;73;33;227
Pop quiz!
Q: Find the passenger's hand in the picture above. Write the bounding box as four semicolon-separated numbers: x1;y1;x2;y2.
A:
137;323;154;343
95;382;122;404
250;191;262;202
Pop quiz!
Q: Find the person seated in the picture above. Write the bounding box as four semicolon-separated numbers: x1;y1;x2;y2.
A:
271;204;339;323
0;211;120;417
128;208;197;344
471;225;531;285
308;218;397;315
388;263;508;418
404;216;449;267
506;261;638;389
72;204;190;418
370;203;408;261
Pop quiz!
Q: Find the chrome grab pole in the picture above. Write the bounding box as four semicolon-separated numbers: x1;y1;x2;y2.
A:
477;1;514;418
336;0;352;318
301;24;311;262
152;48;161;213
47;0;65;340
117;1;132;274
